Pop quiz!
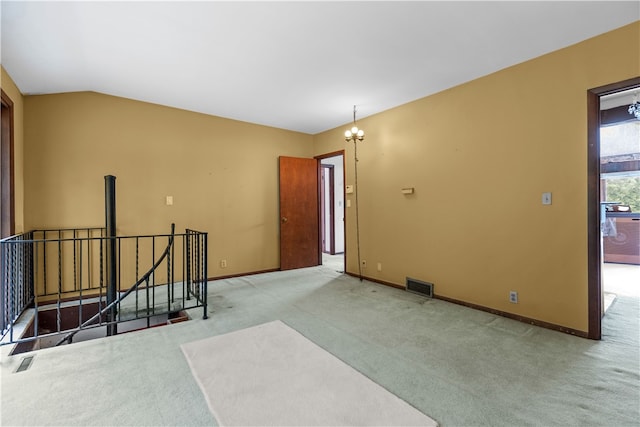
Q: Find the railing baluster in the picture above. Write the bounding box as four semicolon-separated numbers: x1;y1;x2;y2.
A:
186;231;191;301
43;230;47;296
203;232;208;320
73;229;77;291
1;242;6;334
151;236;155;315
146;277;151;329
6;242;10;341
8;243;14;342
79;238;83;330
182;233;186;307
167;235;171;312
117;237;122;324
33;240;39;341
198;233;201;298
1;245;4;334
57;234;62;333
171;233;174;302
135;237;139;316
21;241;25;315
14;241;19;340
13;243;20;321
27;234;33;306
99;230;104;325
87;229;91;293
14;241;19;341
145;274;150;319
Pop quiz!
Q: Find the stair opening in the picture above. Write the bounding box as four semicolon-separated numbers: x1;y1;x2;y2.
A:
10;303;191;356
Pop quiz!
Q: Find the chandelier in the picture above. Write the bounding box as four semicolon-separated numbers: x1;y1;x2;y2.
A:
345;106;365;142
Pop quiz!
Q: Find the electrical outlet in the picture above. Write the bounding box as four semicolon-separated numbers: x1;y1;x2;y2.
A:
509;291;518;303
220;259;227;268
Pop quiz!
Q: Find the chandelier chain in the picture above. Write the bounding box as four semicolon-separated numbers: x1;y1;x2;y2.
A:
354;140;362;281
344;105;364;281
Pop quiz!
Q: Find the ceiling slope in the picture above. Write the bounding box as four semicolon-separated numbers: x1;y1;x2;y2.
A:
1;1;638;134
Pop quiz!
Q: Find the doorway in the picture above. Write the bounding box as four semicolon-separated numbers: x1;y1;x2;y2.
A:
599;88;640;313
317;152;345;273
278;152;345;273
587;77;640;340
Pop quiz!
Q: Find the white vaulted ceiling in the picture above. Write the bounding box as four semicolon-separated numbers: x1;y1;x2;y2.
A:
1;1;638;134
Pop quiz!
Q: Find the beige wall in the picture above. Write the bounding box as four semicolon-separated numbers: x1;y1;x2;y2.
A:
1;66;25;233
11;21;640;333
24;92;314;276
313;22;640;333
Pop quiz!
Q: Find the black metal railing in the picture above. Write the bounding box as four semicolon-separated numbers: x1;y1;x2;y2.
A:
0;225;208;348
0;231;36;342
32;227;106;299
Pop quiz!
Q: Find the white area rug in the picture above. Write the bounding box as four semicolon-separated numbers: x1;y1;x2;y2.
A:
181;320;438;426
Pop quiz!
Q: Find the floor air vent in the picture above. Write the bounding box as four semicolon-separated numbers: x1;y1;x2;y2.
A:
406;277;434;298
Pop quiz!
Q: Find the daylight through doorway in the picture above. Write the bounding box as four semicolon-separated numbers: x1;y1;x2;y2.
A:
318;152;345;273
587;77;640;340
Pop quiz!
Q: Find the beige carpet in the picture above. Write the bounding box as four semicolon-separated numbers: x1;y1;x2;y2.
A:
181;320;438;426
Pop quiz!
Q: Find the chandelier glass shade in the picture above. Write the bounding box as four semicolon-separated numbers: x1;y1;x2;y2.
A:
345;126;365;142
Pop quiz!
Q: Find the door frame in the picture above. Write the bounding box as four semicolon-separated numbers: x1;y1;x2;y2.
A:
320;164;336;254
1;89;15;238
315;150;346;263
586;76;640;340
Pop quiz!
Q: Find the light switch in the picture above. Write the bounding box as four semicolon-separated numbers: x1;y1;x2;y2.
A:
346;199;351;208
166;196;174;206
542;192;552;205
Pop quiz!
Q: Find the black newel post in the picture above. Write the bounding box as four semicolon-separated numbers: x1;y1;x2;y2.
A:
105;175;117;336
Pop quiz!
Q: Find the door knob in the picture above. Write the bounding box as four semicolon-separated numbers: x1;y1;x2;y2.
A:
281;217;288;223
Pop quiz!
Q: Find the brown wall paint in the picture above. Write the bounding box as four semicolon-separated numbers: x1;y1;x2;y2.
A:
24;92;314;276
0;67;25;233
313;22;640;333
10;21;640;334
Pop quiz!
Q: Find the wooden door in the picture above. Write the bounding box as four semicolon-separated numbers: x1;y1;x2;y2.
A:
279;156;320;270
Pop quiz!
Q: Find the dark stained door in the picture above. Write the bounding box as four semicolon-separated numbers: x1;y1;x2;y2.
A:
279;156;320;270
